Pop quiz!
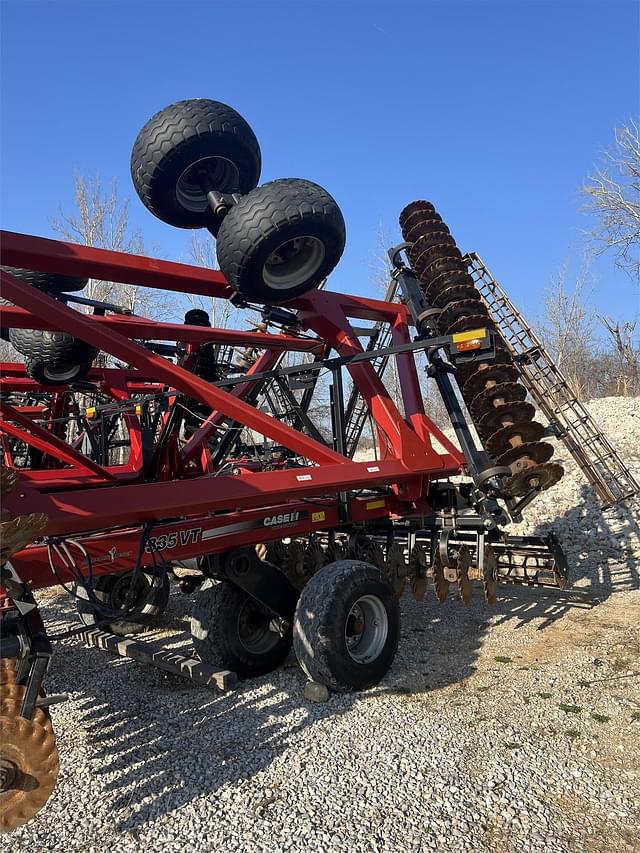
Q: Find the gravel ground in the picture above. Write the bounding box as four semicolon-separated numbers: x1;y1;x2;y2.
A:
3;396;639;853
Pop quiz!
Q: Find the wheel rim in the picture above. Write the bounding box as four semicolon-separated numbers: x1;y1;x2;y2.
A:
109;573;150;611
42;363;81;382
262;236;325;290
236;598;281;655
344;594;388;664
176;156;241;212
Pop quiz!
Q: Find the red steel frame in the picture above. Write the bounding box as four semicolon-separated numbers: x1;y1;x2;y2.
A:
0;230;465;590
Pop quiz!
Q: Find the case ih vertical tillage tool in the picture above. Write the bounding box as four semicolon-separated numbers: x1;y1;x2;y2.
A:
0;100;638;831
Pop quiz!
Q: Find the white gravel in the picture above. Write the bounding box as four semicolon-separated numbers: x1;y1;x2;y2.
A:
3;396;639;853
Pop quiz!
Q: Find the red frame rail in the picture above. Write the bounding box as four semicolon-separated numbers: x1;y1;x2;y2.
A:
0;230;466;589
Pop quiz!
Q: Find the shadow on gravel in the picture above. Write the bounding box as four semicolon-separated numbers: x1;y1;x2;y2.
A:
490;483;639;631
45;591;360;833
44;584;485;832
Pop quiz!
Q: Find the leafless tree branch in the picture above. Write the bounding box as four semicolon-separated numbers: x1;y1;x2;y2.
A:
582;119;640;281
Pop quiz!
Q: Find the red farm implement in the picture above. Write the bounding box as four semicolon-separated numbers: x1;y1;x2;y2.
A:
0;99;637;831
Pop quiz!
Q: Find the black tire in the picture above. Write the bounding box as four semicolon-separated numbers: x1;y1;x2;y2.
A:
10;328;98;384
74;568;170;636
215;178;346;304
24;357;93;385
1;265;88;294
191;580;292;678
0;297;12;341
293;560;399;692
131;99;262;229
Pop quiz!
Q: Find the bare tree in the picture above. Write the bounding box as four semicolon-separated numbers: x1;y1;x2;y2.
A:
582;119;640;280
50;175;172;317
598;316;639;396
184;231;238;329
539;263;600;400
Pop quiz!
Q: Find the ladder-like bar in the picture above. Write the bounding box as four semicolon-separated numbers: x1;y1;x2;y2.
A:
464;252;639;507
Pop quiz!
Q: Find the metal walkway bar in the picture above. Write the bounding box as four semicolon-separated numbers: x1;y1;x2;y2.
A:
465;252;639;507
79;628;237;691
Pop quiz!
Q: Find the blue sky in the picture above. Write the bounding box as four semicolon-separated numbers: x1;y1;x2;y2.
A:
1;0;638;326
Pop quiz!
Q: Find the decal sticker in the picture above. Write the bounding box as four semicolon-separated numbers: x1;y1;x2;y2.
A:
365;499;385;510
145;528;201;553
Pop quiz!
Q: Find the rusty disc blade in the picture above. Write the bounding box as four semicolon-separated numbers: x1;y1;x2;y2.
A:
0;716;59;834
409;544;428;602
413;244;464;278
325;542;346;564
485;420;545;456
439;299;488;333
445;313;497;336
431;550;449;603
0;469;19;499
456;545;473;605
470;381;528;420
504;462;564;497
455;349;513;385
304;541;326;578
482;544;498;605
0;660;17;688
385;543;407;598
0;513;48;564
265;540;288;567
408;231;456;263
282;541;307;590
423;269;475;299
461;364;520;400
399;200;438;228
431;283;479;309
497;440;554;470
416;253;467;282
404;218;449;244
350;536;385;570
0;691;52;732
477;401;536;438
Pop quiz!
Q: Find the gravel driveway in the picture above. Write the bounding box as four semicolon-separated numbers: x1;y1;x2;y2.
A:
3;397;639;853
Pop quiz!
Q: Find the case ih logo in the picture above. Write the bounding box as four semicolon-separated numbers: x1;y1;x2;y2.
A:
263;512;300;527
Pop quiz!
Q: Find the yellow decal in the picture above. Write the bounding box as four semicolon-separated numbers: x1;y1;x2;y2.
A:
366;499;386;510
312;511;326;523
452;328;487;343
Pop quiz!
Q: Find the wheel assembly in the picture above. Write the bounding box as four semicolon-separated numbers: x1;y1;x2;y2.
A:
215;178;346;304
293;560;399;692
191;579;292;678
5;268;97;384
1;265;88;294
74;568;170;635
9;327;97;386
131;99;262;231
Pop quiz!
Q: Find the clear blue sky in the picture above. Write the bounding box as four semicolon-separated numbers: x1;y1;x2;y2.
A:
1;0;638;325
